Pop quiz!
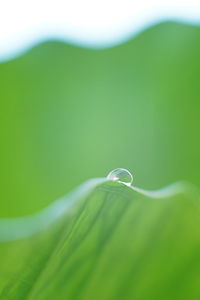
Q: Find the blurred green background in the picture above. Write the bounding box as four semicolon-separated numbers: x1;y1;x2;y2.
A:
1;21;200;217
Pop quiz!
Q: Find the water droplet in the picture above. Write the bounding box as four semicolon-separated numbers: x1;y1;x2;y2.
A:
107;168;133;186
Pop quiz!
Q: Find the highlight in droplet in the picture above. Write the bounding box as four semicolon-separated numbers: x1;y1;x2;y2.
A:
107;168;133;186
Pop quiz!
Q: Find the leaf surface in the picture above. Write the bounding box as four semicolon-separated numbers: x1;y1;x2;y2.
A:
0;181;200;300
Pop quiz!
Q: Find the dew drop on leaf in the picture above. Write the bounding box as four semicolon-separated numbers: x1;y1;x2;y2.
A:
107;168;133;186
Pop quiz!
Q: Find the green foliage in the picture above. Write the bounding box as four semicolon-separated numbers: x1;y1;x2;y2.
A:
1;181;200;300
1;21;200;299
1;22;200;216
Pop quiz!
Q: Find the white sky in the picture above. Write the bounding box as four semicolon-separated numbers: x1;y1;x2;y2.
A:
0;0;200;61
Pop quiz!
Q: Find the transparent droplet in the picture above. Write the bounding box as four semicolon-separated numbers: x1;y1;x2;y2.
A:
107;168;133;186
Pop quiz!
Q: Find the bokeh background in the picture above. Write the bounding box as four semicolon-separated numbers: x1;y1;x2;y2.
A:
0;3;200;217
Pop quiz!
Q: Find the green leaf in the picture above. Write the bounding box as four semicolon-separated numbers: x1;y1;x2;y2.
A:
1;180;200;300
1;21;200;299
